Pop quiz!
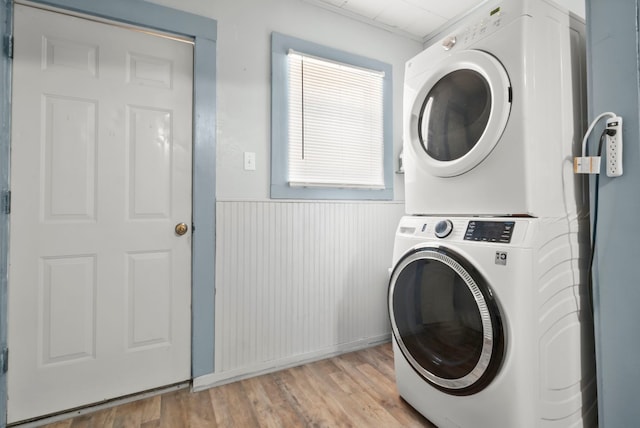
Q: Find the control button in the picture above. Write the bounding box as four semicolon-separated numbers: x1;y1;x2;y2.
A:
442;36;457;51
434;220;453;238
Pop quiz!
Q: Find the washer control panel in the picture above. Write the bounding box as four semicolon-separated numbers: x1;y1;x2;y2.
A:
455;6;503;48
464;220;515;243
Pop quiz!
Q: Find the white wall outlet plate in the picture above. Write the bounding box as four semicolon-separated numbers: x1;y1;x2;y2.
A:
244;152;256;171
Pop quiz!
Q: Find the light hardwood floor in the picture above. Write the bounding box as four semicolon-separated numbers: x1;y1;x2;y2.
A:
39;342;435;427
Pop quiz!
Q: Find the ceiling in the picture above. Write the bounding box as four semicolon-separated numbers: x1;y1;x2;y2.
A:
305;0;488;42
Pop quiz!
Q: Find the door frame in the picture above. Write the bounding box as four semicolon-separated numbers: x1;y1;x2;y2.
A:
0;1;217;424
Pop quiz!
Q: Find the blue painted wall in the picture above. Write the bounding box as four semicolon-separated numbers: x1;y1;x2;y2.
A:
587;1;640;426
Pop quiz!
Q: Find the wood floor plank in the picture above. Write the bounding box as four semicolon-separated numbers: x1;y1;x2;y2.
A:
66;416;90;428
350;344;397;382
183;390;216;428
91;407;117;428
139;395;161;424
298;362;368;427
350;353;428;427
37;343;434;428
45;422;71;428
158;389;188;428
272;367;337;427
356;363;434;427
322;361;407;427
113;400;144;428
252;372;307;427
331;348;433;427
207;384;231;427
239;376;290;428
225;381;261;426
209;378;260;427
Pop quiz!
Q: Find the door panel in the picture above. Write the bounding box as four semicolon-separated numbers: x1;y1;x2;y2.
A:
8;4;193;423
43;96;98;221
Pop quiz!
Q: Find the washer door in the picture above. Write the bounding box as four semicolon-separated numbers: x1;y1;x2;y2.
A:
388;246;505;395
407;50;511;177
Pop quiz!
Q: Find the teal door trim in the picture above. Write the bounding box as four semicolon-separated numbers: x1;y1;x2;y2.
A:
0;1;13;426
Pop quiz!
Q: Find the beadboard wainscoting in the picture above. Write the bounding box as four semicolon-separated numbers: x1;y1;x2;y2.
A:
193;200;405;390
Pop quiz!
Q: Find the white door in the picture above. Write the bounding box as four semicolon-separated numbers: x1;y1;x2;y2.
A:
8;4;193;423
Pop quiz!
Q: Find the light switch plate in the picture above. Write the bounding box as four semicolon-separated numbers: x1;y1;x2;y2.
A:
244;152;256;171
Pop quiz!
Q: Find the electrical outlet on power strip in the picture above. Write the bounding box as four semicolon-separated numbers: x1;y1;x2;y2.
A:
606;116;623;177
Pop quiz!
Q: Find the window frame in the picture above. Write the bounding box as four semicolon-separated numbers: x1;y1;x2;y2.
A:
271;32;393;200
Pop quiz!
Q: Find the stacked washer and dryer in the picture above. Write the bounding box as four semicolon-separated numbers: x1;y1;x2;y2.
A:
388;1;597;427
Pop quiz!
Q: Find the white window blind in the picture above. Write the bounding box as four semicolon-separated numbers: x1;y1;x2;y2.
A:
287;50;385;189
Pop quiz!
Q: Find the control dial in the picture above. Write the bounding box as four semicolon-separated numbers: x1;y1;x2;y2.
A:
434;219;453;238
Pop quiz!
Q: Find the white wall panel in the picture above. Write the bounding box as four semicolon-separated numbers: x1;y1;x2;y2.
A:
213;201;403;379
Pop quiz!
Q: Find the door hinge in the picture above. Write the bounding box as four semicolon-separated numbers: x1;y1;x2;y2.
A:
1;347;7;374
6;34;13;59
3;190;10;214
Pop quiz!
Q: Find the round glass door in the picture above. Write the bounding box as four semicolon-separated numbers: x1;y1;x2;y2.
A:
418;69;491;161
406;50;511;177
388;247;505;395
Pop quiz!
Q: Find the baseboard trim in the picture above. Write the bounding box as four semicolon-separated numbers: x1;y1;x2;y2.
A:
192;334;392;392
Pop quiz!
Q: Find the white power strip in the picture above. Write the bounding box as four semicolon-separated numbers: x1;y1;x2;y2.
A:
606;116;623;177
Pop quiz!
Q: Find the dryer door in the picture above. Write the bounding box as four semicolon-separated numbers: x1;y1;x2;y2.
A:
388;246;505;395
406;50;511;177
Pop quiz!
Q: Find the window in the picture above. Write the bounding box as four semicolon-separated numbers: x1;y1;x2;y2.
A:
271;32;393;200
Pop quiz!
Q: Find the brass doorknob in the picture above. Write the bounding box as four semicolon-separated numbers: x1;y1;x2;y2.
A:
175;222;188;236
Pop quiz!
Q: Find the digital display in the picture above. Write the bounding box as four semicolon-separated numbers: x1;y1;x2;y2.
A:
490;7;501;16
464;221;514;243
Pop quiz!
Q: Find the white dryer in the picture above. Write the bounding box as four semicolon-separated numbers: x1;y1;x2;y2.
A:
403;0;587;217
388;215;596;427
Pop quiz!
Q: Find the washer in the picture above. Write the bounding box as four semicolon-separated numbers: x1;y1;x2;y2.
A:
403;0;587;217
388;215;596;427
